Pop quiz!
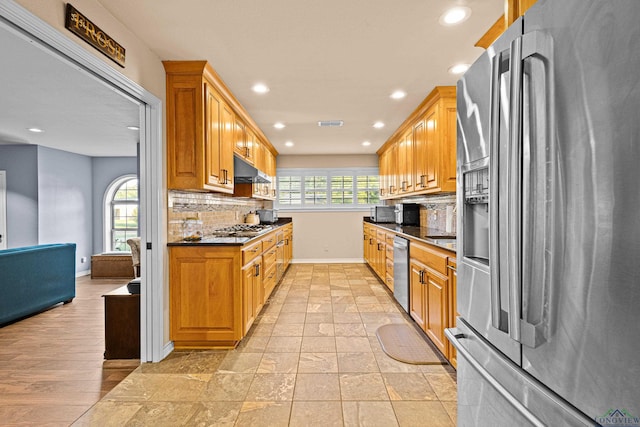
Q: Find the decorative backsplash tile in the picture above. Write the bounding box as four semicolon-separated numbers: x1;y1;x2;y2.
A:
396;193;457;233
168;190;267;241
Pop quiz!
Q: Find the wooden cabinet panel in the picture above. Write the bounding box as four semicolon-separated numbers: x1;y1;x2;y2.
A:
104;287;140;360
284;225;293;270
219;102;235;189
425;269;448;357
242;240;263;265
398;128;414;194
169;246;242;347
377;86;456;198
166;78;202;190
242;257;262;334
447;258;458;368
409;259;427;329
424;104;439;190
165;60;278;197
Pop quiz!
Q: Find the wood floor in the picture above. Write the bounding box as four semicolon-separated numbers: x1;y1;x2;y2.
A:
0;276;138;426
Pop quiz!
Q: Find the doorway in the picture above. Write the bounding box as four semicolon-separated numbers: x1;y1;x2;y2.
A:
0;171;6;250
0;2;166;362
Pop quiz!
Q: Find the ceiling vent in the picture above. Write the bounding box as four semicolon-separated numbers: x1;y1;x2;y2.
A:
318;120;344;127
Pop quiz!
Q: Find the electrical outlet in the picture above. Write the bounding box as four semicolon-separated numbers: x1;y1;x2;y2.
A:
80;257;87;263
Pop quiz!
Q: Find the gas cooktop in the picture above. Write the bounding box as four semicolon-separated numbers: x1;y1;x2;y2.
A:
210;224;273;237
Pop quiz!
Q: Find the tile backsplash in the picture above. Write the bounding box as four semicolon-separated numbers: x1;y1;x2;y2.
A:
168;190;269;242
393;193;457;233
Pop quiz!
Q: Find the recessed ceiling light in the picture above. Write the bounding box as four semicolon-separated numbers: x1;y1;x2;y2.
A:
274;122;286;129
373;121;385;129
127;125;140;131
27;127;44;133
448;63;470;75
284;141;294;147
252;83;270;94
390;90;406;100
362;141;371;146
440;7;471;26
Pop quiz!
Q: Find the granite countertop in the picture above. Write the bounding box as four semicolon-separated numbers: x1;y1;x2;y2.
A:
168;217;292;247
364;218;456;252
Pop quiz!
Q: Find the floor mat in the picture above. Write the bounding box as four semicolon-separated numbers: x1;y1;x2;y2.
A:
376;324;447;365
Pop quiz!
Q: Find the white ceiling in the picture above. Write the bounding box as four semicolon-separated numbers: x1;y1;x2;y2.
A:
0;0;503;157
0;21;140;157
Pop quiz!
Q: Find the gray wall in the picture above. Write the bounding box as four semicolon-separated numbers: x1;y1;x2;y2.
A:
0;144;137;273
91;157;138;254
37;146;93;272
0;145;39;247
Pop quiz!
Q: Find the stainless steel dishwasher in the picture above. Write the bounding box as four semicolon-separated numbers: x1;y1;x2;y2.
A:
393;236;409;313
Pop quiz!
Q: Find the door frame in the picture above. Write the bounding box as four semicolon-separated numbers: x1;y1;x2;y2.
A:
0;1;169;362
0;171;6;250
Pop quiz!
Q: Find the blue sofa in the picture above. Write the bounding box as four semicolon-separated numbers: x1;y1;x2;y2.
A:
0;243;76;325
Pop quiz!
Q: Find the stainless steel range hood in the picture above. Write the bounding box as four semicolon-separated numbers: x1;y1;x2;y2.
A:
234;155;271;184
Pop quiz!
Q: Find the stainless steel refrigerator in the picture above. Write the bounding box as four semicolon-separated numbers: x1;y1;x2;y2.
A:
446;0;640;425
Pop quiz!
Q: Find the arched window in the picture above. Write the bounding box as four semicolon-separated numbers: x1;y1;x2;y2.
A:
104;175;139;252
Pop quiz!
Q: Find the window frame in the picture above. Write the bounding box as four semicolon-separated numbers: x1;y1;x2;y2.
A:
275;167;381;211
103;174;139;252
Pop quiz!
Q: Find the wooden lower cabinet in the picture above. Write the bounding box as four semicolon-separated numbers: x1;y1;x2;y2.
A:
363;221;457;366
169;246;243;348
408;240;452;359
169;224;292;349
447;257;458;369
242;256;262;335
424;269;449;355
409;258;427;328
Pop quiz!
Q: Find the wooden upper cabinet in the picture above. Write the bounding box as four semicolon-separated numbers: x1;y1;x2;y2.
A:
164;61;233;193
378;86;456;199
398;128;414;194
164;60;278;195
476;0;537;49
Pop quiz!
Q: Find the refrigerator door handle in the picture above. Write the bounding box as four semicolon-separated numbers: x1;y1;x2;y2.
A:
507;35;524;344
519;30;555;349
489;53;503;331
445;328;546;427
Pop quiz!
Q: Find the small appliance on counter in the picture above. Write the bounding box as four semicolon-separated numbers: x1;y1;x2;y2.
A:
370;205;395;223
394;203;420;225
244;212;260;224
256;209;278;224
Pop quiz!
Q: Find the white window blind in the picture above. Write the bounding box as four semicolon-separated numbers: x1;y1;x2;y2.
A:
276;168;380;211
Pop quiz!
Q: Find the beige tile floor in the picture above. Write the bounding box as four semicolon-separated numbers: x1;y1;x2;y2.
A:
73;263;457;426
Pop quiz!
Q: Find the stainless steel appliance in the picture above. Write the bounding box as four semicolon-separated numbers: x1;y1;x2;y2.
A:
392;236;409;313
370;205;395;223
447;1;640;425
256;209;278;224
394;203;420;225
210;224;273;237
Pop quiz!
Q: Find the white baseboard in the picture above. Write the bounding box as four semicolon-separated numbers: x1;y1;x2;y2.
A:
75;269;91;277
292;258;365;264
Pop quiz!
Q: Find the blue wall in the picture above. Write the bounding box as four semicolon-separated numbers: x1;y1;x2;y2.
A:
0;144;137;274
91;157;138;254
38;146;93;272
0;145;39;247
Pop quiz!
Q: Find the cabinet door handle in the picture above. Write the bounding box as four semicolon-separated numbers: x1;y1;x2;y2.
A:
255;264;260;277
419;270;425;284
419;175;427;188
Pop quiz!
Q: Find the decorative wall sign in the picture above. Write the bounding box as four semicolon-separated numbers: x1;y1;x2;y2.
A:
65;3;125;67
